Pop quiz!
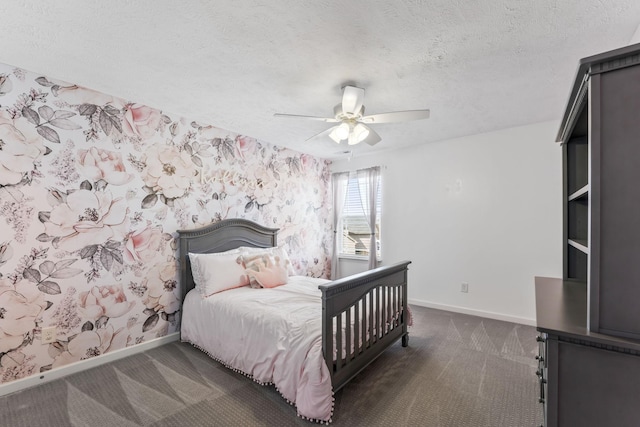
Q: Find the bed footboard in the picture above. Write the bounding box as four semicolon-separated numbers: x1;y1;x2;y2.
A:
318;261;411;391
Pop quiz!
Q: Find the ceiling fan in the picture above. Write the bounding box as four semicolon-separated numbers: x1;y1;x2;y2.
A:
274;85;430;146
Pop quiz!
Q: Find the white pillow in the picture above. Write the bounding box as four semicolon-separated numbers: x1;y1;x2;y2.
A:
189;249;249;297
238;246;296;276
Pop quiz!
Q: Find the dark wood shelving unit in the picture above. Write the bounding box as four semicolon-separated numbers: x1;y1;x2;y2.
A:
535;42;640;427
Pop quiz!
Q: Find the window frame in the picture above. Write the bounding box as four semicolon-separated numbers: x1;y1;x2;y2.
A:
337;171;382;261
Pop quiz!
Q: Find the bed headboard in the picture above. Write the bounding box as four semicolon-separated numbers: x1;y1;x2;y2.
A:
177;218;278;302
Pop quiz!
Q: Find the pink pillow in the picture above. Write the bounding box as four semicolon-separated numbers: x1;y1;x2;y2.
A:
189;250;249;297
244;254;289;288
239;246;296;276
243;254;268;288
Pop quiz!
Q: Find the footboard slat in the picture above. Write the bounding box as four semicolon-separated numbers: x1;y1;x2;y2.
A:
391;287;396;329
361;298;367;351
354;302;360;356
345;308;351;364
319;261;411;392
393;286;398;328
383;287;388;336
336;315;342;370
368;289;374;345
401;285;406;324
382;287;387;336
378;286;383;339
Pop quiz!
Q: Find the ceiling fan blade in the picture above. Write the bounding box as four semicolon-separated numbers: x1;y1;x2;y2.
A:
360;109;430;124
362;126;382;146
341;86;365;116
274;113;339;123
305;126;337;142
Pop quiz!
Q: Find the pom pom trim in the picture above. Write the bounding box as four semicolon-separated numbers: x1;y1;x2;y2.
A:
183;339;334;423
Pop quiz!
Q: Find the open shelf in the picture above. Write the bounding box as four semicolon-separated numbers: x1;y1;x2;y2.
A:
568;239;588;254
566;136;588;195
567;243;588;282
568;198;588;243
568;185;588;201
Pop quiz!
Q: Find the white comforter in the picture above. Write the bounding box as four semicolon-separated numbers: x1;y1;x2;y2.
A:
181;275;333;422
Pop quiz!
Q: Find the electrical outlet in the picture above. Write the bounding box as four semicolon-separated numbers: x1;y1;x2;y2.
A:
461;282;469;293
42;326;57;344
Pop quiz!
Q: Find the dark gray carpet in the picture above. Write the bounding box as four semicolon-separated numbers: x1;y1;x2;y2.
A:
0;306;542;426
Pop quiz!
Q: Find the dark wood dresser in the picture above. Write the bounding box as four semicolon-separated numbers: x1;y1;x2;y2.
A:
535;42;640;427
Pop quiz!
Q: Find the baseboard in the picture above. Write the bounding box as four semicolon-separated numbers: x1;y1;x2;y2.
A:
409;298;536;326
0;332;180;397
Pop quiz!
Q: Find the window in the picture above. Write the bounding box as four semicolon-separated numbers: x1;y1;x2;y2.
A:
338;171;382;259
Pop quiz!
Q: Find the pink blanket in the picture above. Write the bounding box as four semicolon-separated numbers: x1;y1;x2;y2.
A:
181;276;333;422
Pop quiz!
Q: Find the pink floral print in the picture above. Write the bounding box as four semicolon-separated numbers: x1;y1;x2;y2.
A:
44;189;129;252
141;144;197;199
124;225;163;264
122;103;161;139
77;147;133;186
0;112;46;185
0;279;47;353
78;284;135;321
0;62;331;385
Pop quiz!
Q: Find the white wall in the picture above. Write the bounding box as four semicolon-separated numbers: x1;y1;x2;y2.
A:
331;120;563;324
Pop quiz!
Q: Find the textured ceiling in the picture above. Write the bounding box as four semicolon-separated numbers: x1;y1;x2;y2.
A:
1;1;639;159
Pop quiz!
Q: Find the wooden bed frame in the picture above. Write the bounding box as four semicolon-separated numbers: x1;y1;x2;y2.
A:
177;218;411;392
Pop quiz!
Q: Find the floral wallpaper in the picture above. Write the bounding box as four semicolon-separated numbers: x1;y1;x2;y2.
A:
0;64;332;385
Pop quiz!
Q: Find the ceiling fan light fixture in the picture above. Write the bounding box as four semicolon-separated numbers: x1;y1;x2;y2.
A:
328;126;343;143
335;122;350;140
351;123;370;143
274;85;430;147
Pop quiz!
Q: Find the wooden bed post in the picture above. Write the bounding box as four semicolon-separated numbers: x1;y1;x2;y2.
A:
401;265;409;347
321;291;334;377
